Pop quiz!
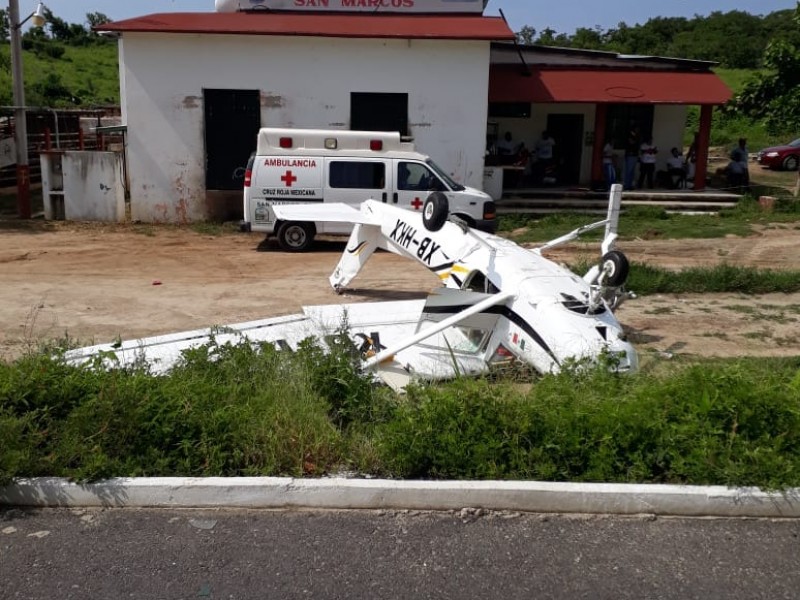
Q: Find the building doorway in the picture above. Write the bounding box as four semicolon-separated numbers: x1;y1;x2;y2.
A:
547;114;584;185
351;92;408;136
204;89;261;190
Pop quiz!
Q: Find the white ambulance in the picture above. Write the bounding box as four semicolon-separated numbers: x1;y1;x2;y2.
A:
241;128;497;251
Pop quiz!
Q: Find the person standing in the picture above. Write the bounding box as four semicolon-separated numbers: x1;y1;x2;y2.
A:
685;132;699;184
731;137;749;187
535;131;556;164
534;130;556;183
623;124;641;191
638;136;658;189
666;147;686;189
496;131;517;160
602;140;616;190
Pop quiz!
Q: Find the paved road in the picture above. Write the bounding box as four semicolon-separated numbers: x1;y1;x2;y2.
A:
2;508;799;599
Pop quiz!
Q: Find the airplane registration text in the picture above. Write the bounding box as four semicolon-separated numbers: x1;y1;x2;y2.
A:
390;219;442;265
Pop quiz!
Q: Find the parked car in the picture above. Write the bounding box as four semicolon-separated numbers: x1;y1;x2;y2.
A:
757;138;800;171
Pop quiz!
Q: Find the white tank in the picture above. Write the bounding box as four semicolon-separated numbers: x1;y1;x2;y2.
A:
215;0;271;11
214;0;239;11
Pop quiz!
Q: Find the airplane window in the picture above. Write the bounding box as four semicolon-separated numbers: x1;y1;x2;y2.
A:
560;292;606;315
455;327;490;352
463;271;500;294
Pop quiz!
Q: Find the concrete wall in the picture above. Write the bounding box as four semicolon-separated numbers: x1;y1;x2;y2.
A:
651;105;689;171
119;33;491;222
62;152;126;222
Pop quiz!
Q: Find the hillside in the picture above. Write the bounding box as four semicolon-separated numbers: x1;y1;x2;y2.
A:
0;42;119;107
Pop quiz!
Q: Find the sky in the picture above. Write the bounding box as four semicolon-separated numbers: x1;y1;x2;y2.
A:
30;0;799;34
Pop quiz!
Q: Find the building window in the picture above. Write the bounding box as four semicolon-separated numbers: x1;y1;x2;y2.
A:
329;161;385;189
606;104;655;149
351;93;408;136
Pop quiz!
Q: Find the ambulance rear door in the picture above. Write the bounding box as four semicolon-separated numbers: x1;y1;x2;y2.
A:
323;158;390;234
250;155;323;231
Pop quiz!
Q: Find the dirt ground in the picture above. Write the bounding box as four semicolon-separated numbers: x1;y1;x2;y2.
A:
1;221;800;363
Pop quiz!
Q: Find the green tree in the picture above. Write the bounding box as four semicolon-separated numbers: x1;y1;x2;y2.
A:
535;27;570;46
44;8;74;42
516;25;535;45
732;3;800;133
570;26;605;51
86;12;111;29
0;8;9;42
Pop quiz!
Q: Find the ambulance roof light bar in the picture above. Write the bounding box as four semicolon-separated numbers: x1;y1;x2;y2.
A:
279;137;293;149
370;140;383;151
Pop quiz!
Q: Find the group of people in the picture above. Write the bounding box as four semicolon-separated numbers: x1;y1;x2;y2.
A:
492;130;557;185
604;125;695;192
493;125;750;193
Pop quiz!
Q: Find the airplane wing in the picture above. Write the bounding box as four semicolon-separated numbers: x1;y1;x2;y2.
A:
272;202;381;225
64;292;503;391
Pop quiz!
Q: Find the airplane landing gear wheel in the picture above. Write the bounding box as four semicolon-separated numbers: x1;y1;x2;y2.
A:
600;250;630;287
276;221;315;252
422;192;449;232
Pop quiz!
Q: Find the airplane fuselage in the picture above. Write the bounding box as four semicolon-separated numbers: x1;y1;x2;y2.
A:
357;201;637;374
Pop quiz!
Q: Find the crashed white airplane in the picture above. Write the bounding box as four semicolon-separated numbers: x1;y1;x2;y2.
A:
67;184;637;389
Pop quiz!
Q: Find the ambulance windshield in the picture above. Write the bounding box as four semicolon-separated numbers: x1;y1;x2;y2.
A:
425;159;465;192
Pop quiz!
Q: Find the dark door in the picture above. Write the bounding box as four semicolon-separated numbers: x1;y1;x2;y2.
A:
351;92;408;136
204;89;261;190
547;114;584;185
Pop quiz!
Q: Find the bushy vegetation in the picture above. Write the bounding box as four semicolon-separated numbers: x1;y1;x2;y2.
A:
0;9;117;107
0;334;386;483
516;8;800;70
380;359;800;487
2;336;800;489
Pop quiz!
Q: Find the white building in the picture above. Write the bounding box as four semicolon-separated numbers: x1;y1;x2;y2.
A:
102;9;514;222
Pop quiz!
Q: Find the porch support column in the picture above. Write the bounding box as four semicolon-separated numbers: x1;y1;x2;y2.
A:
693;104;713;191
591;103;607;188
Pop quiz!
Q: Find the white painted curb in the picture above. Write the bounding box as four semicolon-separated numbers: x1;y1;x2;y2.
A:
2;478;800;517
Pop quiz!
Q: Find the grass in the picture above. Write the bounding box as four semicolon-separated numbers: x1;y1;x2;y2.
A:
627;263;800;295
2;338;800;489
500;195;800;244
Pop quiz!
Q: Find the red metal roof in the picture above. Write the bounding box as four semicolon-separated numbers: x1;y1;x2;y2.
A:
100;12;515;41
489;68;732;105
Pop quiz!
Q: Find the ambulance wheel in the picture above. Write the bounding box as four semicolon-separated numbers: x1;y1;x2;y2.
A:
276;221;315;252
422;192;449;232
600;250;630;287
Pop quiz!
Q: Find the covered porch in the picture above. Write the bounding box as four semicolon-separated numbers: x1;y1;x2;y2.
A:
486;44;733;193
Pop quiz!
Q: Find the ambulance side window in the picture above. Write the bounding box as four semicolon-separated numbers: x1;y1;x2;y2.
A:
329;162;385;189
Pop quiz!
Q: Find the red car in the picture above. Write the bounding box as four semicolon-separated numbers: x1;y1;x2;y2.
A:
757;138;800;171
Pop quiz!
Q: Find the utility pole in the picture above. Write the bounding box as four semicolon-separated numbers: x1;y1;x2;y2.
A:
8;0;46;219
